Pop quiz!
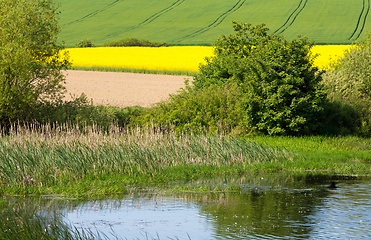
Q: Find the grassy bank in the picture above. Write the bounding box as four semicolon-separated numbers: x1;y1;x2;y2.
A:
247;135;371;173
0;124;370;198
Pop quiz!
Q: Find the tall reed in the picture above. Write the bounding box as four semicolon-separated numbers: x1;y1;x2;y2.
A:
0;123;293;189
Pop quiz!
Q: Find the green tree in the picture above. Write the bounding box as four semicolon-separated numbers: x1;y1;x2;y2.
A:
194;22;327;135
0;0;70;128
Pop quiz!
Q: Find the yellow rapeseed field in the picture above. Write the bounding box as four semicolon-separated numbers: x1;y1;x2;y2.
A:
65;45;352;73
66;46;214;73
311;45;352;69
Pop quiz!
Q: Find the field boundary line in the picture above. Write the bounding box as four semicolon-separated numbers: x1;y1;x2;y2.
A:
62;0;123;26
274;0;307;35
175;0;246;42
349;0;370;40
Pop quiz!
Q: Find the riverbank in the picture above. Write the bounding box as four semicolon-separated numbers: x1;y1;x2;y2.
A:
0;125;370;198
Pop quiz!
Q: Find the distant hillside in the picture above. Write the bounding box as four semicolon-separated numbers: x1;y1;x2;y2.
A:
56;0;371;47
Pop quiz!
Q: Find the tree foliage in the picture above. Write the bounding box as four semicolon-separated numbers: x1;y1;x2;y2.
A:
0;0;70;127
322;33;371;136
194;22;327;135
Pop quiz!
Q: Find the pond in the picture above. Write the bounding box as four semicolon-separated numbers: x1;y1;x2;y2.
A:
2;173;371;239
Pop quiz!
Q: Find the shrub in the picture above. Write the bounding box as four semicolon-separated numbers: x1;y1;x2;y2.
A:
76;38;95;48
32;93;143;129
130;81;244;134
194;22;327;135
103;37;167;47
322;33;371;136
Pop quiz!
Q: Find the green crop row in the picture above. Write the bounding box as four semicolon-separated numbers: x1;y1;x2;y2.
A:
56;0;371;47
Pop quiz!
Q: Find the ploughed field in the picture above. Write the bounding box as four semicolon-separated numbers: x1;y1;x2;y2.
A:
56;0;371;46
63;70;191;108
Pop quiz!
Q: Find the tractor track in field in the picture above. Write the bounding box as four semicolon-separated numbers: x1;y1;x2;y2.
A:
349;0;370;40
107;0;185;39
62;0;124;26
139;0;185;25
175;0;246;42
274;0;307;35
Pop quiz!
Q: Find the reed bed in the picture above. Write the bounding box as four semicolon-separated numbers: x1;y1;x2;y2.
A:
0;124;292;189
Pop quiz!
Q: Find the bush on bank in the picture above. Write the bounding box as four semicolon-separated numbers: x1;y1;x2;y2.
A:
131;22;329;136
322;33;371;137
131;23;371;137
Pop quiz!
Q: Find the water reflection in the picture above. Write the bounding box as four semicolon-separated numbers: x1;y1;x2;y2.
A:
1;173;370;239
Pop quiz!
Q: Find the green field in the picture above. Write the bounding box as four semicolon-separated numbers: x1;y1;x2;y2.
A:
56;0;371;47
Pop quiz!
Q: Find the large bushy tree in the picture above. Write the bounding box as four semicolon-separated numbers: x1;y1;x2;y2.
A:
0;0;69;127
194;22;327;135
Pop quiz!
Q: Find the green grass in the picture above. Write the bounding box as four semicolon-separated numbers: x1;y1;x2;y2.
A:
247;135;371;173
69;66;196;76
56;0;371;47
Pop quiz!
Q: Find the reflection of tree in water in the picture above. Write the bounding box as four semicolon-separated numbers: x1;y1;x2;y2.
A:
193;173;356;239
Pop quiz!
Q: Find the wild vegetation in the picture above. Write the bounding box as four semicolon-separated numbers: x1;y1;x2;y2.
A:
0;124;294;197
131;22;328;135
56;0;371;46
1;1;371;239
322;34;371;136
102;37;167;47
0;0;370;197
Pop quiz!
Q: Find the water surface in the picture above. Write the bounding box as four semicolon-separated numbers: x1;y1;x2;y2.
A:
2;173;371;239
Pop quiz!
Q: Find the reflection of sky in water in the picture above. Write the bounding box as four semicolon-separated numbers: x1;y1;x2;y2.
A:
308;182;371;239
65;194;214;239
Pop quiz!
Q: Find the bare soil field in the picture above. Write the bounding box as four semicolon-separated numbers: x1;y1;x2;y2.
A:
63;70;192;108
